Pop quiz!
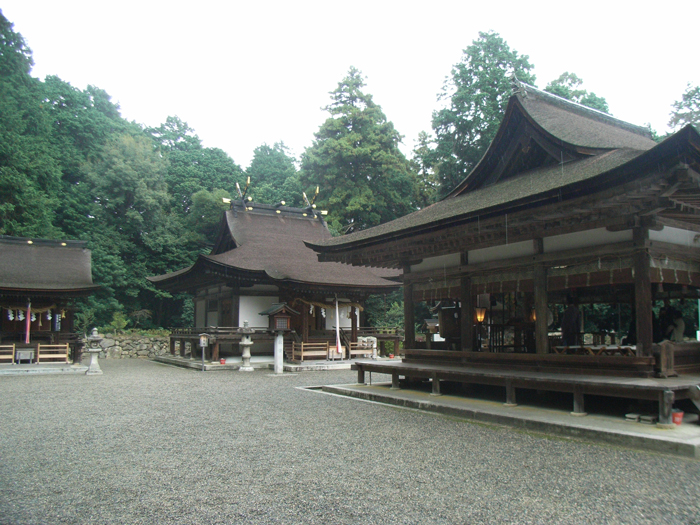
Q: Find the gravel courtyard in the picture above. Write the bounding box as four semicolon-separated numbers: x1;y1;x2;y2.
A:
1;359;699;525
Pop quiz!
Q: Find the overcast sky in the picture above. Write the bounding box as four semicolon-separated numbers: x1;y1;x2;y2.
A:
3;1;699;168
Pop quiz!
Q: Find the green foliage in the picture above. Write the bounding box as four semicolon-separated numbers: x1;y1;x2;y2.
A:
108;311;129;333
188;188;232;245
0;12;62;237
74;307;96;336
432;31;536;198
300;67;418;234
411;131;439;208
147;116;246;214
544;72;609;113
246;142;304;207
669;83;700;131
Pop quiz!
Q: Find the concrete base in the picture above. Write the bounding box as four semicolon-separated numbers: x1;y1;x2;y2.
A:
154;355;273;371
322;382;700;458
0;364;88;376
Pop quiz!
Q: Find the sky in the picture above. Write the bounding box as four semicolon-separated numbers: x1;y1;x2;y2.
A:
3;1;699;169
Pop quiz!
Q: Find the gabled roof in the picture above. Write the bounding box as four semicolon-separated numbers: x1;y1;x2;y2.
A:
149;204;399;292
306;84;700;267
449;81;657;195
0;236;99;295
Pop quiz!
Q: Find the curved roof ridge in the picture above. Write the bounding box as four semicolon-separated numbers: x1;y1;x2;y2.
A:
512;78;651;138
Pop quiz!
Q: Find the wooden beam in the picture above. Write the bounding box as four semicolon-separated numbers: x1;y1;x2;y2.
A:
534;262;548;355
633;228;653;357
460;273;473;352
403;265;415;350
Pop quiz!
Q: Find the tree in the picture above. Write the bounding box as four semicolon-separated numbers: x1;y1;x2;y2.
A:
669;83;700;131
300;67;417;234
147;116;245;214
188;188;232;244
432;31;536;198
246;142;304;207
545;72;609;113
410;131;439;208
0;11;62;237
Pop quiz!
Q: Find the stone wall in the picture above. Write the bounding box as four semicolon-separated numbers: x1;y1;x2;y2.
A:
96;334;170;359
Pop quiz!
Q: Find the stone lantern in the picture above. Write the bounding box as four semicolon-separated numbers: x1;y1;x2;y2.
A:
237;321;255;372
85;327;103;375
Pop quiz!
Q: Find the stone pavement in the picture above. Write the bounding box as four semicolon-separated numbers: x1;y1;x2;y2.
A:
1;359;699;524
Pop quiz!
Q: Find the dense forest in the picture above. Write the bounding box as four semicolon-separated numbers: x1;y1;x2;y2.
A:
2;12;698;332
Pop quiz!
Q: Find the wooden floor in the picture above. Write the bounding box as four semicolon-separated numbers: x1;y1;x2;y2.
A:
353;360;700;425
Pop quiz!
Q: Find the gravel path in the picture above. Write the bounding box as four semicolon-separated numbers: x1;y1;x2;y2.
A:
1;359;699;524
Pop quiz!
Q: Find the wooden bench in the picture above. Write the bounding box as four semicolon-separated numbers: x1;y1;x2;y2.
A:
292;342;329;362
0;344;15;364
36;343;70;364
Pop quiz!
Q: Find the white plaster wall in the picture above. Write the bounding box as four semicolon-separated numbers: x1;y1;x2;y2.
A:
324;305;356;329
239;296;279;328
469;240;534;264
543;228;632;253
411;253;461;273
649;226;700;247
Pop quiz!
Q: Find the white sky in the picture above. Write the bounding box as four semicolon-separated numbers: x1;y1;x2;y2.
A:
3;1;699;169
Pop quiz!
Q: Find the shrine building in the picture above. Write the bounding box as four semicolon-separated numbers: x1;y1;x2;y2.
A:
306;80;700;425
149;202;400;362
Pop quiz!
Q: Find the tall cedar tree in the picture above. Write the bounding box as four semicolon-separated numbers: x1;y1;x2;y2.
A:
432;31;536;198
300;67;417;234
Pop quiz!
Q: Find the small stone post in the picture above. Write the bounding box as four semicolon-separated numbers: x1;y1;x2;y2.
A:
85;328;103;375
238;321;254;372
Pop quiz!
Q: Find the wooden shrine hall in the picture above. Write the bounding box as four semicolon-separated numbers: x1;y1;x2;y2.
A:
0;235;99;365
307;80;700;425
149;202;400;362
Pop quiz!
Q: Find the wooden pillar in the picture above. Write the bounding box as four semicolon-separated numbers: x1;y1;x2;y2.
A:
301;303;309;343
357;366;365;385
534;264;549;354
633;227;653;357
571;387;587;416
403;265;415;350
169;336;176;356
431;373;442;396
504;381;517;407
212;341;220;362
533;239;549;354
658;390;674;427
351;306;358;342
391;372;400;390
460;266;473;352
